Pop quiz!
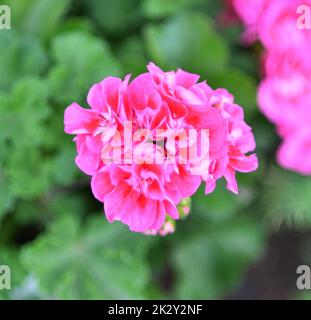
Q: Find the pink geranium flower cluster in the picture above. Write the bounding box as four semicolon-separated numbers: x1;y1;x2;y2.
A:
64;63;258;234
232;0;311;175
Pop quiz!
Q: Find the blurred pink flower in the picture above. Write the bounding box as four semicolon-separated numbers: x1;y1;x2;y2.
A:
277;129;311;175
232;0;311;176
232;0;269;43
258;0;311;51
258;51;311;130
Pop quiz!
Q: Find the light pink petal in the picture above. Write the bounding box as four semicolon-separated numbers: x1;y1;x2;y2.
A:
121;196;157;232
146;201;166;231
101;77;122;114
176;68;200;88
75;144;101;175
104;184;139;223
64;103;100;135
205;179;217;195
170;165;201;199
147;90;162;109
224;167;239;194
127;73;155;111
85;135;102;154
91;171;114;202
230;153;258;173
163;199;179;220
87;83;107;113
109;166;131;185
146;180;165;200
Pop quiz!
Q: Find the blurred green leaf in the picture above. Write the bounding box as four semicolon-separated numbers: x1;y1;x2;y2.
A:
48;31;121;105
0;77;51;149
6;0;72;40
6;147;53;199
50;147;79;186
57;18;96;35
142;0;204;18
21;215;153;299
173;216;264;299
0;31;47;90
144;13;229;74
0;173;14;223
84;0;142;35
0;78;53;199
117;37;148;77
263;167;311;227
192;182;249;224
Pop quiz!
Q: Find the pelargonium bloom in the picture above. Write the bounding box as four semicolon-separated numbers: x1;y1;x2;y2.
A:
231;0;269;43
231;0;311;176
257;0;311;51
64;63;258;234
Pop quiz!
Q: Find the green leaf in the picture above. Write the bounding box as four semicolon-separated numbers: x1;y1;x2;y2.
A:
0;172;14;223
1;77;51;148
21;215;153;299
84;0;142;35
117;37;148;77
51;147;79;186
6;0;72;40
263;167;311;227
191;182;251;224
142;0;205;18
173;216;264;299
6;147;53;199
0;31;47;90
48;31;121;105
144;13;229;74
1;78;53;199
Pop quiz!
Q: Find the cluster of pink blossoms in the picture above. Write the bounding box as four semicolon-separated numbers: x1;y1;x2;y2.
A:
64;63;258;234
231;0;311;175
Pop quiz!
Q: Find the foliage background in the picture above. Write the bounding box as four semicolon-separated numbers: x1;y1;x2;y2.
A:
0;0;310;300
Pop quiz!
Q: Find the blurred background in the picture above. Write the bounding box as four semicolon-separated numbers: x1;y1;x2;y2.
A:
0;0;311;300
